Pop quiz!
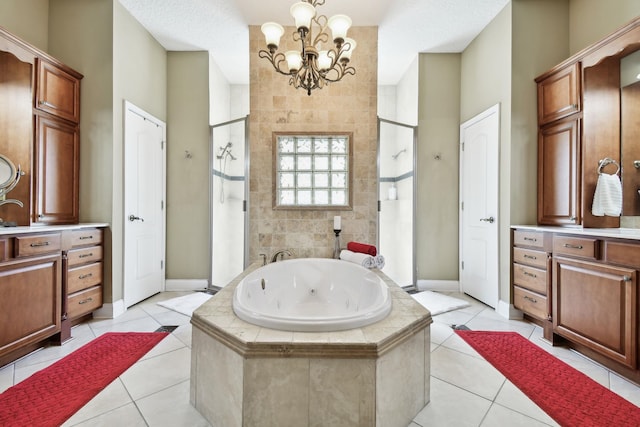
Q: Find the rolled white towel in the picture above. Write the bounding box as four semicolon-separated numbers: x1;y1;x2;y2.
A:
374;254;385;269
339;249;376;268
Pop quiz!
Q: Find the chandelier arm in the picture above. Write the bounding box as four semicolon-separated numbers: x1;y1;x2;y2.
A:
259;50;295;76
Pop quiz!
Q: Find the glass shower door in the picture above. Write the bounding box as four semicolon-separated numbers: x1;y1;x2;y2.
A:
378;117;417;288
210;116;249;289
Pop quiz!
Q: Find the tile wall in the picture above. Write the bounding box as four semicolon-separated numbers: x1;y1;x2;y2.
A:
248;25;378;261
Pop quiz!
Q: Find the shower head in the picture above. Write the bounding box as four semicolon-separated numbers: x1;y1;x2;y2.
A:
217;142;237;160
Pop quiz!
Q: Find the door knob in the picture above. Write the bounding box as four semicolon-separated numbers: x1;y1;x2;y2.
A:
128;214;144;222
480;216;495;223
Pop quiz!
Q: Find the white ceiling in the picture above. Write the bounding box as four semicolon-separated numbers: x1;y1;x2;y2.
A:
118;0;510;85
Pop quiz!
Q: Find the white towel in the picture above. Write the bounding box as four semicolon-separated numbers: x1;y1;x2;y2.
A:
340;249;377;268
374;255;385;269
592;173;622;217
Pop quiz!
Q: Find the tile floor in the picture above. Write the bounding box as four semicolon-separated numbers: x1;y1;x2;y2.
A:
1;291;639;426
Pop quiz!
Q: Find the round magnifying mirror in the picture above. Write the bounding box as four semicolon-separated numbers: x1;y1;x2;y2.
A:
0;154;17;189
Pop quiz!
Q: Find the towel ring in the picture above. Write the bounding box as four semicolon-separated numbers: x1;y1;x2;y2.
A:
598;157;620;175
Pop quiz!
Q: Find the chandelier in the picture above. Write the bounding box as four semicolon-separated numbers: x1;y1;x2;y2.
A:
259;0;356;96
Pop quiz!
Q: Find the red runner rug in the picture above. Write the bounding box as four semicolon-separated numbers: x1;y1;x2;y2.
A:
0;332;168;427
455;330;640;427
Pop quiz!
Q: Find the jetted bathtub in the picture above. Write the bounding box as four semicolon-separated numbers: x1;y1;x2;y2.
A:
232;258;392;331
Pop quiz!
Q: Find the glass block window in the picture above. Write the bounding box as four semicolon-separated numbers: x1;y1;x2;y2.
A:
274;133;351;208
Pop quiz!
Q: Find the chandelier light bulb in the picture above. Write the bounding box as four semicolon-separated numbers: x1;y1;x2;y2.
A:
317;50;332;71
327;14;352;45
290;2;316;33
285;50;303;72
261;22;285;51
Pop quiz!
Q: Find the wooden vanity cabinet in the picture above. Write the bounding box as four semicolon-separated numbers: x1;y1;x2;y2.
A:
511;229;554;340
0;233;62;366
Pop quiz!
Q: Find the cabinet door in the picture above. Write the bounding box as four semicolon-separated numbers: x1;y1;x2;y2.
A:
0;253;61;358
34;115;79;224
538;119;580;225
537;63;581;125
553;256;637;368
35;60;80;123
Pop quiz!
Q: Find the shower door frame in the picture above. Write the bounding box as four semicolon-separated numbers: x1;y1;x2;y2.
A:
208;115;250;290
377;117;418;288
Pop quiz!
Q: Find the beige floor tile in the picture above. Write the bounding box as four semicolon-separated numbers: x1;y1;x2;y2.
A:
120;347;191;400
431;346;506;401
413;377;491;427
62;379;133;426
136;379;212;427
65;402;147;427
494;381;559;426
481;403;555;427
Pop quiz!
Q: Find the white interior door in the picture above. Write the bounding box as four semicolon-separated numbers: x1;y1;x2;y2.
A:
124;101;166;307
459;104;499;308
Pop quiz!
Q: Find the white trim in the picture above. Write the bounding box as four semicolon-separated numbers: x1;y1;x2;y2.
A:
92;299;126;319
497;300;524;320
417;279;460;292
165;279;209;292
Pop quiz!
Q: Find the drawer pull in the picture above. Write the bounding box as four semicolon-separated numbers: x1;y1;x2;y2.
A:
79;235;94;240
523;271;537;278
523;254;537;260
79;253;94;259
563;243;583;250
523;237;537;242
524;295;538;303
78;273;93;280
78;297;93;305
30;241;50;248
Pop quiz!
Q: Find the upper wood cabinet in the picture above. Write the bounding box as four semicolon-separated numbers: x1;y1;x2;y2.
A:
34;115;80;224
537;118;581;226
0;27;83;226
537;63;581;125
36;60;81;124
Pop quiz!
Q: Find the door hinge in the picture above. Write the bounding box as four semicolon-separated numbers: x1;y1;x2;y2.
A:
461;142;464;151
161;200;164;210
461;261;464;270
161;140;165;149
461;201;464;211
161;260;164;269
378;200;381;212
243;200;247;212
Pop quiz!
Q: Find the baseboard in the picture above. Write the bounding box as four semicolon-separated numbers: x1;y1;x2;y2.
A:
92;299;126;319
165;279;209;292
497;300;524;320
417;280;460;292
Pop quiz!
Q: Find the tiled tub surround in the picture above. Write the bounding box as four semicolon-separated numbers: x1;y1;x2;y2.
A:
190;263;432;427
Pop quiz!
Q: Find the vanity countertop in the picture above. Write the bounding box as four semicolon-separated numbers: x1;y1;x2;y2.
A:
512;225;640;241
0;223;108;236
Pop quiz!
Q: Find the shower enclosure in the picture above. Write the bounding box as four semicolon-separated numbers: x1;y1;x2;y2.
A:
378;117;417;288
210;116;249;289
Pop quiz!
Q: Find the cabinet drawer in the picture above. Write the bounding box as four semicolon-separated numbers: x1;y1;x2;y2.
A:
14;234;61;257
553;236;599;259
67;262;102;294
514;286;549;321
0;239;7;262
67;285;102;319
71;229;103;247
513;263;547;295
604;241;640;268
67;246;102;267
513;230;544;248
513;247;547;269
